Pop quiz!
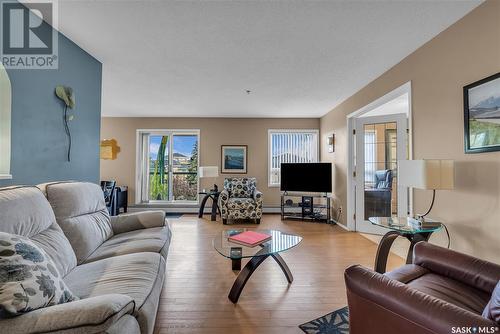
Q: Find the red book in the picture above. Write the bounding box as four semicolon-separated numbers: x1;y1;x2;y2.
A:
228;231;272;247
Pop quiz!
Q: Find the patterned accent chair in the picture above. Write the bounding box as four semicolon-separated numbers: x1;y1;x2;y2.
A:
219;177;263;224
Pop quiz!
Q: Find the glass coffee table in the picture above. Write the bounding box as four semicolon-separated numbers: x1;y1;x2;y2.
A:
369;217;443;273
213;229;302;303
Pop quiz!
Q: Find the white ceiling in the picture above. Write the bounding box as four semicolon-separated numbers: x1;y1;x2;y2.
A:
360;93;409;118
56;0;481;118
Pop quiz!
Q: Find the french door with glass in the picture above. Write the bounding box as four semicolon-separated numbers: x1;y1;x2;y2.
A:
354;114;408;234
137;130;199;203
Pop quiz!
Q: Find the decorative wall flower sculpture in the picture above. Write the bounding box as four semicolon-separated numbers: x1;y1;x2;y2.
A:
55;86;76;162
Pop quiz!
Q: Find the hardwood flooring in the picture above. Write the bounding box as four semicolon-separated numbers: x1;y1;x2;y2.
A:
154;214;404;334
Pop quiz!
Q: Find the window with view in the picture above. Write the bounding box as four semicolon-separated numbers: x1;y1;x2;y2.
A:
137;130;199;203
268;129;319;186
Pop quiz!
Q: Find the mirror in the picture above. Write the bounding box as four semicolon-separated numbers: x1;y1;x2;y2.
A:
0;63;12;179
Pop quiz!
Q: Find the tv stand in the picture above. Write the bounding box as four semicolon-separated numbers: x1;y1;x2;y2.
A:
280;192;332;223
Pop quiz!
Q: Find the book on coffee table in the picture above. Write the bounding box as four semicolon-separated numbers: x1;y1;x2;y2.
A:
228;231;272;247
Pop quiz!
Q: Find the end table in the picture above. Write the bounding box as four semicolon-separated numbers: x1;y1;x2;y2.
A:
368;216;443;274
198;190;220;221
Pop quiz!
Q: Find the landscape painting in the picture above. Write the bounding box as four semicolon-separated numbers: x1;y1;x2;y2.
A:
464;72;500;153
221;145;247;173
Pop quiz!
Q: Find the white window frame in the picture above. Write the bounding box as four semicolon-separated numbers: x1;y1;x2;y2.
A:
135;129;200;204
0;63;12;180
267;129;319;188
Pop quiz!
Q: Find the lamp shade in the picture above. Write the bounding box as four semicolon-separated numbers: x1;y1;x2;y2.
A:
199;166;219;178
398;159;454;190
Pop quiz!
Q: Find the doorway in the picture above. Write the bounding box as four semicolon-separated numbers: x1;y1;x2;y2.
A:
347;83;412;234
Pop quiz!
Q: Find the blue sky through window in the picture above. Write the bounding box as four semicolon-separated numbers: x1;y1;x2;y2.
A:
149;135;197;160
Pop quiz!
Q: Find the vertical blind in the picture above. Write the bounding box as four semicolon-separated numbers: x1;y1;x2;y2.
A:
269;130;319;186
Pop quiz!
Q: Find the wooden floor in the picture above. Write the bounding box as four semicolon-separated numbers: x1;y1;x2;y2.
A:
154;214;404;334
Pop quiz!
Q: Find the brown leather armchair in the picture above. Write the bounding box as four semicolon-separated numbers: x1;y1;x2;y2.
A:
345;242;500;334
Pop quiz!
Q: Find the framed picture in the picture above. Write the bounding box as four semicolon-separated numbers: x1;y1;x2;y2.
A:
221;145;247;174
464;72;500;153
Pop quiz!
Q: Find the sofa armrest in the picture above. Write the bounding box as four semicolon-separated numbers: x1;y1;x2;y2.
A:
345;265;495;334
253;189;263;208
0;294;135;334
110;210;166;234
413;242;500;294
219;190;229;205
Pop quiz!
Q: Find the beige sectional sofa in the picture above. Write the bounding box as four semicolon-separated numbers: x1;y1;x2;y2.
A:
0;182;171;334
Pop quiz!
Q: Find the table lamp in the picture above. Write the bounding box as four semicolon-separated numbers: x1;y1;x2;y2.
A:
199;166;220;192
398;159;454;221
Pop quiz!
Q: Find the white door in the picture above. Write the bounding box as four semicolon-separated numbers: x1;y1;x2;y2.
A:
354;114;408;234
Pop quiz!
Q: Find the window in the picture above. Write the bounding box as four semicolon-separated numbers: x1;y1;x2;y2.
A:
0;64;11;180
364;130;376;186
137;130;199;203
268;129;319;186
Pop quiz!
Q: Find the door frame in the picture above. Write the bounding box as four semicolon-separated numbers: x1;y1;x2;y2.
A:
135;128;201;205
354;113;407;234
346;82;413;231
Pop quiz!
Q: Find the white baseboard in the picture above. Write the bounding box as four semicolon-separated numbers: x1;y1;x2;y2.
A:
335;221;350;231
128;205;282;214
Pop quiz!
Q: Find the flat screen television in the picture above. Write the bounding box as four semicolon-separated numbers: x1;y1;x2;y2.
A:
280;163;332;193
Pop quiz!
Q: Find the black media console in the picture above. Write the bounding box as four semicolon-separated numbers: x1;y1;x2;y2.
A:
280;193;332;223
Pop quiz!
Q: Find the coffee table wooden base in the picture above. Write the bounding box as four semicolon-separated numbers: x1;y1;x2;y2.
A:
228;252;293;303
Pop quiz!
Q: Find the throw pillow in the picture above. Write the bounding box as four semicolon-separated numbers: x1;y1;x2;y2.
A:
482;280;500;323
0;232;78;317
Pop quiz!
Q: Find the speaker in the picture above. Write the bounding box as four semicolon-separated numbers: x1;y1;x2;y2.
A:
302;196;314;216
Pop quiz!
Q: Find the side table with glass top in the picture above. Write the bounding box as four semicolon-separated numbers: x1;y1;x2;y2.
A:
213;229;302;303
368;217;443;274
198;190;220;221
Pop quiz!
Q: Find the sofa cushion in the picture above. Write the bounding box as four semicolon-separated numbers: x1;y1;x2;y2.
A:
0;186;77;277
227;197;256;211
0;294;136;334
407;273;491;314
84;226;171;263
45;182;113;264
64;252;165;334
0;232;77;316
482;281;500;322
385;264;429;283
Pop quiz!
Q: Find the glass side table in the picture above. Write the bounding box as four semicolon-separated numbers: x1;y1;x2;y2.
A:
213;229;302;303
198;190;220;221
368;217;443;274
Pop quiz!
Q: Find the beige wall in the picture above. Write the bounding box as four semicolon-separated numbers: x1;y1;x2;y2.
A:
101;117;319;206
320;0;500;263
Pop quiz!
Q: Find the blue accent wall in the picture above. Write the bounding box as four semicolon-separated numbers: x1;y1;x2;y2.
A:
0;7;102;186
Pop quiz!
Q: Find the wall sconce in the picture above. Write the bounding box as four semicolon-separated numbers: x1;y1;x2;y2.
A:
100;139;121;160
327;133;335;153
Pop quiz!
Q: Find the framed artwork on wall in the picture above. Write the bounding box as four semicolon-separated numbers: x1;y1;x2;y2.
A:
221;145;247;174
464;72;500;153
